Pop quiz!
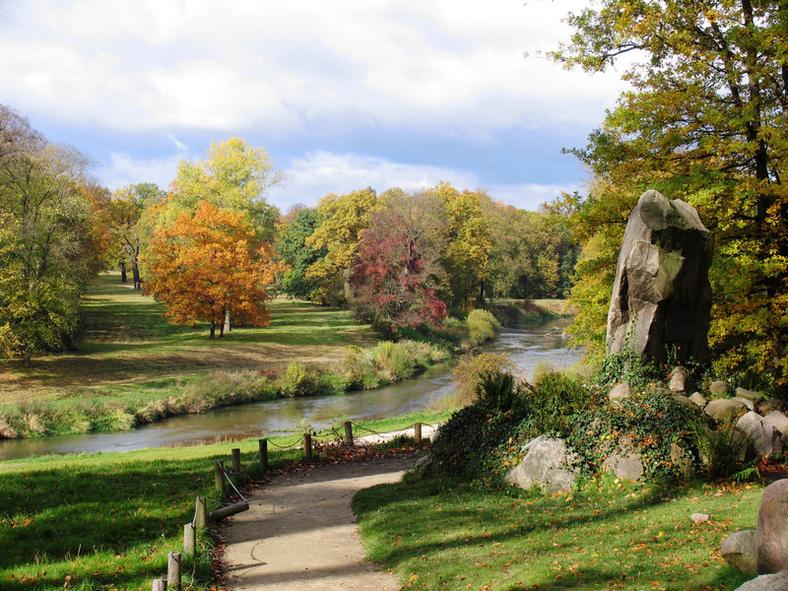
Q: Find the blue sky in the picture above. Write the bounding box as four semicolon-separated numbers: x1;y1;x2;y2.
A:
0;0;627;211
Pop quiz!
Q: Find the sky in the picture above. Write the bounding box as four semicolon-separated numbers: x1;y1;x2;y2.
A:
0;0;628;211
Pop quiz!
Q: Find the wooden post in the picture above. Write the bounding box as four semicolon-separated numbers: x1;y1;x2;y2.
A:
304;433;312;461
343;421;353;446
231;448;241;474
259;438;268;473
194;496;207;529
152;578;166;591
214;461;225;495
183;523;195;557
414;422;423;445
167;552;181;591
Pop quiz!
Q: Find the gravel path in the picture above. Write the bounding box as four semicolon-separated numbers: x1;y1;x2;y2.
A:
223;454;415;591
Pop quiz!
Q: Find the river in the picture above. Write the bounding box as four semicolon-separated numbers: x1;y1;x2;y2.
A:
0;318;582;460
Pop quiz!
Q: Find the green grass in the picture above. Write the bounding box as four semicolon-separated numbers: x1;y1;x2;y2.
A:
0;411;444;591
0;273;378;404
354;475;761;591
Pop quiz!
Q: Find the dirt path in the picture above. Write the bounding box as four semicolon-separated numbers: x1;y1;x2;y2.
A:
223;454;415;591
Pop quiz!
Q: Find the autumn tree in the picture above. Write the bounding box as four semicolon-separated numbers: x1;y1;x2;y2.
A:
143;201;281;338
553;0;787;389
109;183;164;288
305;187;378;304
350;191;448;332
0;105;106;362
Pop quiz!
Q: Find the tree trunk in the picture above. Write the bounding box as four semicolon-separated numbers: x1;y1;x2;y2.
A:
223;308;231;334
132;261;141;290
120;261;127;283
209;322;216;339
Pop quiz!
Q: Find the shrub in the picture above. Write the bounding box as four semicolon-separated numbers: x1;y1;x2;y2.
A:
371;341;417;382
519;370;595;437
341;346;381;390
452;352;515;405
466;309;501;346
475;371;518;412
278;362;323;397
694;425;748;480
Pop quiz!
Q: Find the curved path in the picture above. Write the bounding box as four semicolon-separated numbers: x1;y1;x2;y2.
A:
223;454;415;591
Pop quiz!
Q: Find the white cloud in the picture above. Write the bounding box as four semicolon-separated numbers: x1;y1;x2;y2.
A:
0;0;626;137
96;148;577;210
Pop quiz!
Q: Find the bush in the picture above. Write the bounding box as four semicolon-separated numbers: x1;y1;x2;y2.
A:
475;371;518;412
694;425;748;480
278;362;323;397
341;346;381;390
518;370;595;437
452;352;515;405
371;341;417;381
466;309;501;347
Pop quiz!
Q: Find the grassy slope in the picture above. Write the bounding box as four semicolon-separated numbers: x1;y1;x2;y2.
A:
0;274;378;405
0;411;447;591
354;475;761;591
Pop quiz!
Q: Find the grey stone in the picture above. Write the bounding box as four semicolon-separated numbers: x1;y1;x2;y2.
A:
505;436;578;493
705;398;748;423
736;412;782;458
603;450;644;481
689;392;707;408
608;383;631;402
734;571;788;591
762;411;788;444
736;387;766;403
757;399;784;415
672;394;700;413
735;396;757;411
606;190;713;365
709;380;729;397
669;367;691;393
756;479;788;573
721;529;758;575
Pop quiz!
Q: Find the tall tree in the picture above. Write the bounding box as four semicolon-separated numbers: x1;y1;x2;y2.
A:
143;201;281;338
305;188;378;305
350;191;448;332
553;0;787;389
277;207;326;300
0;105;105;362
109;183;164;289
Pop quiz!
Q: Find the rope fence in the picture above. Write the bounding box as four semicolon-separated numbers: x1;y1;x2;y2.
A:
149;418;440;590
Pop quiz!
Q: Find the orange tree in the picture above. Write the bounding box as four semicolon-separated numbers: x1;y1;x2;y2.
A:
143;201;281;337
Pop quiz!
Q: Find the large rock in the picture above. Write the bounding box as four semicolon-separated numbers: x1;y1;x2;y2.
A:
689;392;707;408
736;388;766;403
709;380;729;397
721;529;758;575
606;190;713;365
608;383;631;402
735;397;757;411
734;572;788;591
756;479;788;573
705;398;748;423
757;399;784;415
736;412;782;458
505;436;578;493
603;442;645;481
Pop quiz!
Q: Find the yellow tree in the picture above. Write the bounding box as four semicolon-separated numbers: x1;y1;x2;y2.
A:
305;187;378;304
143;201;281;338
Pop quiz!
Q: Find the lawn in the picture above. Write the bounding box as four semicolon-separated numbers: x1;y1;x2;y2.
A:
0;273;378;404
354;474;762;591
0;411;446;591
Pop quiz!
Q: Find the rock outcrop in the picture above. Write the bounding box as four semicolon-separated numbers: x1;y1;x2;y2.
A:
606;190;713;365
736;412;782;458
734;572;788;591
756;479;788;573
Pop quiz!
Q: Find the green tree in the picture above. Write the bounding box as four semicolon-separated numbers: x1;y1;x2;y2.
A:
553;0;787;389
0;105;104;363
277;207;326;299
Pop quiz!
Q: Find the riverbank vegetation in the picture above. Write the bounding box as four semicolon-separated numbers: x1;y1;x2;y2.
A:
0;410;446;591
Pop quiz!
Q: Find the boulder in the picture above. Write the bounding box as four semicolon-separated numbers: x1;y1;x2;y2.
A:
736;387;765;403
689;392;707;408
709;380;729;397
705;398;748;423
757;399;784;415
505;436;578;493
721;529;758;575
734;572;788;591
669;367;691;393
756;478;788;573
736;412;782;458
608;383;631;402
672;394;698;412
606;190;713;365
603;450;644;481
735;397;756;411
761;411;788;443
